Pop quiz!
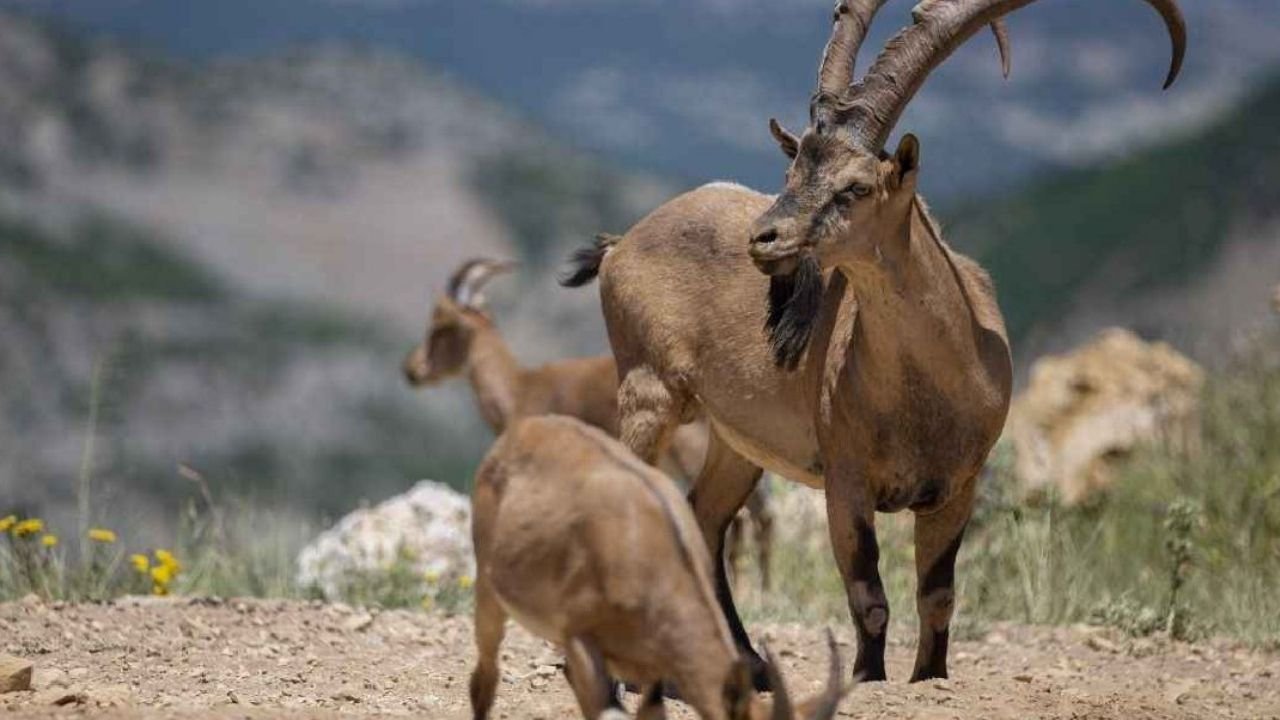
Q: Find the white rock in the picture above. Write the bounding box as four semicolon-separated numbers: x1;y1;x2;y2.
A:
296;480;473;599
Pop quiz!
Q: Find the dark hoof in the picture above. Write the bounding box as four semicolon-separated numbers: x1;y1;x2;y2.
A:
854;659;888;683
908;666;947;683
749;652;774;692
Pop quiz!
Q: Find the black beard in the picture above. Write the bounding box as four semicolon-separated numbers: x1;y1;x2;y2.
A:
764;252;824;371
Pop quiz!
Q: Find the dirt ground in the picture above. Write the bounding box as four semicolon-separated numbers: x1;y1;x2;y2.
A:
1;595;1277;719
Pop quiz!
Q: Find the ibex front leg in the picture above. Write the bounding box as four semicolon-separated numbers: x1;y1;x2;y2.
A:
910;476;976;682
825;470;888;681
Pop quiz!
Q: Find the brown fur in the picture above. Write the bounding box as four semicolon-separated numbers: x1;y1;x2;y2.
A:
578;152;1012;685
469;415;845;720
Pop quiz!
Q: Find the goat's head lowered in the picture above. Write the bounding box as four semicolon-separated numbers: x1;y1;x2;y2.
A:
751;0;1187;368
402;258;516;386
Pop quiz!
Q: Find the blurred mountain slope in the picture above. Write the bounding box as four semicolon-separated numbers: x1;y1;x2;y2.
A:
0;11;672;539
7;0;1280;199
947;75;1280;362
0;11;669;343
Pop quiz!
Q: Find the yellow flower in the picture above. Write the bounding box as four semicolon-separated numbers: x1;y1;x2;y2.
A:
41;534;58;548
150;564;173;587
151;583;169;597
458;574;474;590
12;518;44;538
423;569;441;584
88;528;117;544
130;554;150;574
0;515;15;533
154;549;181;573
420;595;434;611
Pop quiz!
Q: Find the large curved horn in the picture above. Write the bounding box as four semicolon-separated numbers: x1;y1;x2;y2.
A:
842;0;1186;151
806;630;847;720
761;647;792;720
813;1;1011;122
447;258;517;308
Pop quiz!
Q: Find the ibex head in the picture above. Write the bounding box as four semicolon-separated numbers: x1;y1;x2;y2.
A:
750;0;1186;369
402;258;516;386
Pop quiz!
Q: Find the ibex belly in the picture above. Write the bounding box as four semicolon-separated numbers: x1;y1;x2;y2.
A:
704;409;824;488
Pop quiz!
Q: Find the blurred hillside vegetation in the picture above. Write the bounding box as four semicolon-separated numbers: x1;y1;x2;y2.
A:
1;10;1278;645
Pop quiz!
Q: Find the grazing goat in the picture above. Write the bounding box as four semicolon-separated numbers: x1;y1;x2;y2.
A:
469;414;846;720
403;258;774;588
564;0;1185;686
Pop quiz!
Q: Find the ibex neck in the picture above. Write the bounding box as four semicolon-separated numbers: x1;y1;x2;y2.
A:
466;324;522;434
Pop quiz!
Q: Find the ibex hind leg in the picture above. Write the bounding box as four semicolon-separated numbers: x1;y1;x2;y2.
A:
910;476;976;682
618;365;684;466
564;636;617;718
469;579;507;720
688;432;769;691
746;482;775;592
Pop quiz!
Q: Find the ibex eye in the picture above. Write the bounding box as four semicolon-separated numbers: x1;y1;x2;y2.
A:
837;183;872;203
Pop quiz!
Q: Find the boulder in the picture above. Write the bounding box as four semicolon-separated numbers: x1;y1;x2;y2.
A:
0;654;33;693
1008;328;1203;504
296;480;473;600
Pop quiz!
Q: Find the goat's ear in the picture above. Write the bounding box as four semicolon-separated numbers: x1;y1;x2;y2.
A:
892;133;921;189
769;118;800;160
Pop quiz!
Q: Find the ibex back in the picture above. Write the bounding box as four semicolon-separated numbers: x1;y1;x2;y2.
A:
469;415;845;720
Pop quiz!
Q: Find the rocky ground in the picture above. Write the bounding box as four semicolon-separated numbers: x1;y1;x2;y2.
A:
1;596;1277;719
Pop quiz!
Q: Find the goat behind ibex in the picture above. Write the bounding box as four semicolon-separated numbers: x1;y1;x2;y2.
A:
470;414;847;720
565;0;1185;688
403;258;775;588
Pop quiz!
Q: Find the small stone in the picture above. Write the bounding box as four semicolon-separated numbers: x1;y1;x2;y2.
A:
34;689;86;706
1086;636;1119;654
0;654;34;693
1013;673;1033;683
343;613;375;633
32;667;66;689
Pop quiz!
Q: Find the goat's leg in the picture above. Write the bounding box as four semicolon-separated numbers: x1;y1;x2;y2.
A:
745;482;774;592
688;432;767;690
469;578;507;720
618;366;682;466
726;513;746;590
910;476;976;682
826;472;889;681
564;636;615;719
635;684;667;720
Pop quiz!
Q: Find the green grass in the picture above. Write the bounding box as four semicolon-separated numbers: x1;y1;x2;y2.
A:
6;329;1276;643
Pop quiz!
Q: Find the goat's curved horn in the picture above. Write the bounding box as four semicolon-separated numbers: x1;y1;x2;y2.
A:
813;1;1012;120
447;258;517;308
842;0;1186;151
806;630;848;720
761;647;792;720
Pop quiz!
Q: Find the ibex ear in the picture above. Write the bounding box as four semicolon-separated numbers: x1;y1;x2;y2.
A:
769;118;800;160
892;133;921;189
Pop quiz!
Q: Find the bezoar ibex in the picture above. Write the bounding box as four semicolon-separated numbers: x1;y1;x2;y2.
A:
402;258;775;588
469;414;847;720
564;0;1186;686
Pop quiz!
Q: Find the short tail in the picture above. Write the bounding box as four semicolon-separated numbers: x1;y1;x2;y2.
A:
559;232;622;288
